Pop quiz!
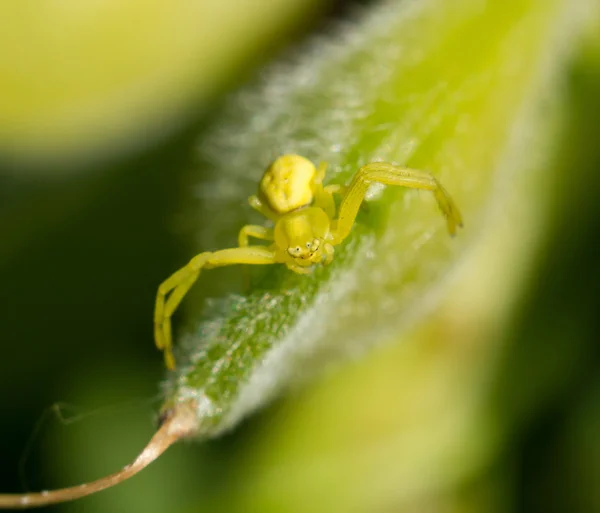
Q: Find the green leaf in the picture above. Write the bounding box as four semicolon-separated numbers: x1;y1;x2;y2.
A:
162;0;597;438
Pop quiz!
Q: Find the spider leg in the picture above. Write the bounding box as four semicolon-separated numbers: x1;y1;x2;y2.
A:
248;195;279;221
322;183;370;214
238;225;274;290
324;184;348;196
323;243;335;265
238;225;274;247
158;273;199;369
312;171;358;218
310;162;337;219
331;162;463;244
286;263;313;274
154;246;277;369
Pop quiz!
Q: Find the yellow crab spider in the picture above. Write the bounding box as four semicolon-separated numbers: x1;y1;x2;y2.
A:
154;154;463;369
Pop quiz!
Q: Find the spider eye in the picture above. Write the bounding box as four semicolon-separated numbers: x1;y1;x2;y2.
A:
306;242;311;249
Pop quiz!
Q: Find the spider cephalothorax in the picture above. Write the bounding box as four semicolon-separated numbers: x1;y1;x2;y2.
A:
155;154;463;369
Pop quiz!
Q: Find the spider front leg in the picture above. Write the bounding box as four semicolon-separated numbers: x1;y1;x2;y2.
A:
310;162;335;219
238;225;274;290
238;225;274;247
286;263;313;274
154;246;277;369
331;162;463;244
311;162;353;219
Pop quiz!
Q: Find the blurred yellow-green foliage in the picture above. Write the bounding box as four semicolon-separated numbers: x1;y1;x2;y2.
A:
1;1;599;513
0;0;326;163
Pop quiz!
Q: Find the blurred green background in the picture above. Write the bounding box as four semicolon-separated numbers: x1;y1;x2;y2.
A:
1;1;599;512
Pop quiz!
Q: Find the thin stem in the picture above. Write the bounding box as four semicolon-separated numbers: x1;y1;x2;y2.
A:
0;402;198;509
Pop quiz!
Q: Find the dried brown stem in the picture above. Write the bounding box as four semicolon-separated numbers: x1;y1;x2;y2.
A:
0;402;198;509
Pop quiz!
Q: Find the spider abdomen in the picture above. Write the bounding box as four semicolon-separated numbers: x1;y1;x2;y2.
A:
259;154;317;214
